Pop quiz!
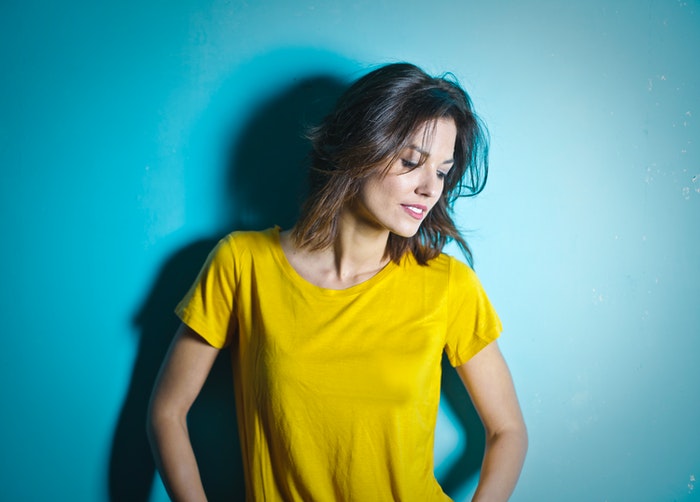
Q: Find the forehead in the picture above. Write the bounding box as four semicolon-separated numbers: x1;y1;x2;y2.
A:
406;118;457;152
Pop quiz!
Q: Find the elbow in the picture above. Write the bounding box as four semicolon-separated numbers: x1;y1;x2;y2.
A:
519;414;529;450
146;396;161;449
511;415;528;447
511;417;529;452
146;395;185;449
486;418;528;455
517;421;529;456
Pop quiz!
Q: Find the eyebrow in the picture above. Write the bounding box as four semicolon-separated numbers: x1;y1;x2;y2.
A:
408;145;454;165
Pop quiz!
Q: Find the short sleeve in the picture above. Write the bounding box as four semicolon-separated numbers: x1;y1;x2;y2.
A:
444;258;502;367
175;236;238;349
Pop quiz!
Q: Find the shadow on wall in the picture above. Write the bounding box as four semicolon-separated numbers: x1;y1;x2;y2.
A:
109;50;485;501
440;355;486;495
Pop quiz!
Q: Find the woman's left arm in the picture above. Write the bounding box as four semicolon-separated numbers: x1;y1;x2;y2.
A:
455;341;528;502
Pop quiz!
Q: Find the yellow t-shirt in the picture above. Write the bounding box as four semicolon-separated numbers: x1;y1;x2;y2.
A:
176;227;501;501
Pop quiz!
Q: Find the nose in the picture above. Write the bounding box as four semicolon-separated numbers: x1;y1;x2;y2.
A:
415;166;441;198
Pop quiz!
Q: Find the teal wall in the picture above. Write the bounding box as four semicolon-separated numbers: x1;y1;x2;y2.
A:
2;1;698;500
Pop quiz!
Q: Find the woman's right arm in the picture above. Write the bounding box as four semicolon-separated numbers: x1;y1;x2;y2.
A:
147;323;221;502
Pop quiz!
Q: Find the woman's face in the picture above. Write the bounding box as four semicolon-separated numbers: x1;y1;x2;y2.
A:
352;118;457;238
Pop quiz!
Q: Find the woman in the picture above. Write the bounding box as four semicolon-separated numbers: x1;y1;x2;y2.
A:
148;62;527;501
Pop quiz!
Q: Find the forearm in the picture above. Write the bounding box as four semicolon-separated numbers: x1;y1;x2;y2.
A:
472;426;528;502
148;413;208;502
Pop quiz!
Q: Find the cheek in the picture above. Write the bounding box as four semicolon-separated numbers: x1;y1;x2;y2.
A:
365;178;393;201
382;176;410;196
360;171;410;208
356;181;387;216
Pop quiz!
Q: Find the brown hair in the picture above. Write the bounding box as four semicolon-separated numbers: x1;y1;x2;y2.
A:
292;62;489;266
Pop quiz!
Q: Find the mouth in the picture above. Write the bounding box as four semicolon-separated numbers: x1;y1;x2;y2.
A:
401;204;428;220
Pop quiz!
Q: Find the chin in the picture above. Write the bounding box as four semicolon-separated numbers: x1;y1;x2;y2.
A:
390;226;421;239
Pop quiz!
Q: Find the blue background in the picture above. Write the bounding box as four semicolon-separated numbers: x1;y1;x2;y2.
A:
1;1;698;500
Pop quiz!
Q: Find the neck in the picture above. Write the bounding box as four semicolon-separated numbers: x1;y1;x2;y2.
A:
282;207;393;290
331;209;390;280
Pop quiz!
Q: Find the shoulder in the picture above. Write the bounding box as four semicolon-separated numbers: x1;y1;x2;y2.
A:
394;252;485;301
201;228;279;276
443;253;481;289
219;227;279;255
407;252;480;286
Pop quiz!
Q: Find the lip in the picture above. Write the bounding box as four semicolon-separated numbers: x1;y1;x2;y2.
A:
401;204;428;220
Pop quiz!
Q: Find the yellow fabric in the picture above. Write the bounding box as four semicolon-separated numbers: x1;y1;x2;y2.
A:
176;227;501;501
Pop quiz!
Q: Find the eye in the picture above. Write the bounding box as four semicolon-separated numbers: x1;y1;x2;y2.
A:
401;158;418;169
437;170;447;180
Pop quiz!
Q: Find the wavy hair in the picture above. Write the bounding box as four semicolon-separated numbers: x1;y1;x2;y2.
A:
291;62;489;266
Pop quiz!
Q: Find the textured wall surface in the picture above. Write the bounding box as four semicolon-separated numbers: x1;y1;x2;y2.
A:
1;1;698;501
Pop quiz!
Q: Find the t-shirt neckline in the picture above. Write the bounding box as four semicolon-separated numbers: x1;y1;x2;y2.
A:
269;226;400;296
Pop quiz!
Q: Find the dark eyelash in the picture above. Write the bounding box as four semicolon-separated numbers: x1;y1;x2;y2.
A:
402;158;448;180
